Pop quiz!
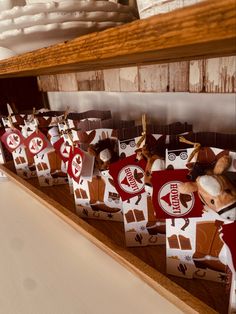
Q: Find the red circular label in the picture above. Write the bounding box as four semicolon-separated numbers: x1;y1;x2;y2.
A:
6;133;20;149
118;165;145;194
158;181;194;217
29;137;43;154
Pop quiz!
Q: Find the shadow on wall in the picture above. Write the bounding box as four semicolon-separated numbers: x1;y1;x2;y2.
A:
0;77;47;115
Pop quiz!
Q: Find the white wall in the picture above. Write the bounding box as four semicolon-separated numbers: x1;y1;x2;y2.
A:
48;92;236;133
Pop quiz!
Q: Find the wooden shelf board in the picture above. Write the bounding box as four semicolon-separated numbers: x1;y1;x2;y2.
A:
0;162;229;314
0;0;235;78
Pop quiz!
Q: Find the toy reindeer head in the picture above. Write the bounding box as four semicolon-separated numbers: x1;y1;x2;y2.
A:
179;155;236;220
88;138;119;172
136;134;165;193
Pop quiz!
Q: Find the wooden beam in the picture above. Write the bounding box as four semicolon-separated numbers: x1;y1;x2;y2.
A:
0;0;235;78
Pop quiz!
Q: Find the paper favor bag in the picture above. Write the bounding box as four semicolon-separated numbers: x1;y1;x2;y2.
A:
1;115;37;179
166;210;231;282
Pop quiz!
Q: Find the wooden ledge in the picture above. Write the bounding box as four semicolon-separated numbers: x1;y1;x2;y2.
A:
0;0;235;77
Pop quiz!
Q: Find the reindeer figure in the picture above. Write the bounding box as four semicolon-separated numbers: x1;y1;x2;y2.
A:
88;138;119;171
135;134;165;193
179;155;236;220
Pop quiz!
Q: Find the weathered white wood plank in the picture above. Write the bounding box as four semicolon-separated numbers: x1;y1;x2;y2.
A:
103;68;121;91
37;75;59;92
76;71;105;91
168;61;189;92
205;56;236;93
37;56;235;94
119;66;139;92
56;73;78;91
139;64;168;92
189;60;205;93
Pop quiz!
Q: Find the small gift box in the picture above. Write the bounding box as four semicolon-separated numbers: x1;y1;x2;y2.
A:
166;210;230;282
70;118;134;221
109;120;192;246
1;114;37;179
24;111;68;186
165;133;236;285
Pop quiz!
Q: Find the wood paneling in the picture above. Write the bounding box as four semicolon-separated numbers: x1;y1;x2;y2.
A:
0;0;235;78
104;68;121;91
37;56;236;93
56;73;78;91
168;61;189;92
205;56;236;93
189;60;205;93
37;75;58;92
119;66;139;91
139;64;169;92
103;67;139;92
76;71;105;91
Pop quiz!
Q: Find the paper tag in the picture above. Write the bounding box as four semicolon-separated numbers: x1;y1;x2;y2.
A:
24;118;38;136
24;130;48;157
58;121;74;146
47;126;60;145
1;129;24;153
151;169;203;218
109;154;147;201
53;137;70;163
67;147;94;182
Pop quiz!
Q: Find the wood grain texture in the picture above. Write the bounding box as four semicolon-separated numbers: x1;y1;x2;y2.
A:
189;59;205;92
76;71;105;91
56;73;78;91
169;61;189;92
205;56;236;93
103;67;139;92
103;68;121;91
139;64;169;92
0;0;235;78
37;75;59;92
119;66;139;91
0;161;229;314
37;56;235;93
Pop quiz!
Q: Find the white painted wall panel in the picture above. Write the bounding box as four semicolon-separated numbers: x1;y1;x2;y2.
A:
48;92;236;133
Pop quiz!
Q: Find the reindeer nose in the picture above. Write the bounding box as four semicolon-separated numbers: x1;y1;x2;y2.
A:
151;159;165;172
99;149;111;162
